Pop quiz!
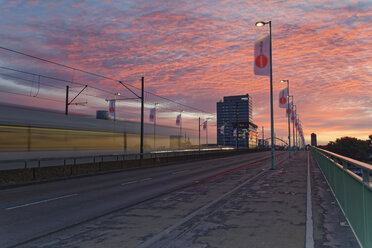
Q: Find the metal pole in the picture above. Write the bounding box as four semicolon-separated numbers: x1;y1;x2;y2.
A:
114;94;116;122
287;81;291;159
269;21;275;169
296;114;299;150
65;85;69;115
293;104;296;153
153;103;157;150
206;120;208;147
236;102;238;150
180;113;182;148
198;117;201;151
140;77;144;156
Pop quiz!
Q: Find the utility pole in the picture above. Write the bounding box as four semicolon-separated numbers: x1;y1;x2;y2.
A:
140;77;144;157
65;85;69;115
198;117;201;152
236;102;238;150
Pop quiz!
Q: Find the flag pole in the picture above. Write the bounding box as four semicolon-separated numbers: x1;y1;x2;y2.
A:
287;81;291;159
268;21;275;169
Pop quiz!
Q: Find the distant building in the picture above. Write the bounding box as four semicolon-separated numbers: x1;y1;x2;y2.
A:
217;94;258;148
311;133;317;146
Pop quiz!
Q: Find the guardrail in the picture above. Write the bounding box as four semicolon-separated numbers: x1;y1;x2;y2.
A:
0;147;239;171
310;146;372;248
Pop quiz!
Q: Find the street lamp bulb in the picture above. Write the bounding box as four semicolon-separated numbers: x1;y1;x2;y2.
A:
280;80;287;83
255;21;266;27
115;92;121;96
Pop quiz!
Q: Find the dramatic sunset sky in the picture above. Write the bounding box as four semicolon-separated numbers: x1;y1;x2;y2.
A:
0;0;371;145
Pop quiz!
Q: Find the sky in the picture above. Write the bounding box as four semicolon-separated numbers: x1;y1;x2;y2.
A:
0;0;371;145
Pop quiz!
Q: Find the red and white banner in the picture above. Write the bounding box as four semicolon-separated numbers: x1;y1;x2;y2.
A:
149;108;155;122
176;114;181;126
286;103;293;117
233;129;237;137
220;125;224;134
279;87;288;108
109;100;115;117
242;132;246;139
254;34;270;76
203;121;207;131
291;110;296;123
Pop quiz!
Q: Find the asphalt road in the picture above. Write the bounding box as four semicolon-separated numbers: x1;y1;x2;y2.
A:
0;151;281;247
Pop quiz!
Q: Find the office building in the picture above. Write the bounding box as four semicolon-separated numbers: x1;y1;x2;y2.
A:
217;94;258;148
311;133;317;146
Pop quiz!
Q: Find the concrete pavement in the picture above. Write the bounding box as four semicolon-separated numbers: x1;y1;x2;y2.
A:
7;151;360;248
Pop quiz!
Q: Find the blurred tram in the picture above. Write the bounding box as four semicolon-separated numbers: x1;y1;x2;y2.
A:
0;105;199;153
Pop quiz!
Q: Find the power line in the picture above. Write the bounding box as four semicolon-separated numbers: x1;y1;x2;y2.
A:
0;89;65;103
0;46;215;115
0;66;115;95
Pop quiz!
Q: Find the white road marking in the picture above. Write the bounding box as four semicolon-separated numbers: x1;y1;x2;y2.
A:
121;180;138;186
6;194;78;210
140;178;152;182
121;178;152;186
172;170;189;175
306;151;315;248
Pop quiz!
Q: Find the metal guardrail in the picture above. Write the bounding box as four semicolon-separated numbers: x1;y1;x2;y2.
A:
310;146;371;248
0;148;237;171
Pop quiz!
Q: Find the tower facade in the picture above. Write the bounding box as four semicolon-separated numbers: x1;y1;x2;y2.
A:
217;94;257;148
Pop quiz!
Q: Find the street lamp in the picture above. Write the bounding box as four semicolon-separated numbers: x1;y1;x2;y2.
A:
256;20;275;170
205;117;212;147
153;103;159;150
281;80;291;159
113;92;121;121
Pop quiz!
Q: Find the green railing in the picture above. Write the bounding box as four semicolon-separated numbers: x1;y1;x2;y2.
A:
310;146;372;248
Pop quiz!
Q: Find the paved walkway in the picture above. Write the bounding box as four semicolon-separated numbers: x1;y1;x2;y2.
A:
19;151;359;248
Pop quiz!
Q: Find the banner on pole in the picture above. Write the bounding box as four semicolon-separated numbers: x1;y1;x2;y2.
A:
176;114;181;126
109;100;115;117
254;34;270;76
149;108;155;122
279;87;288;108
220;125;224;134
233;129;237;137
203;121;207;131
286;103;293;117
291;110;296;123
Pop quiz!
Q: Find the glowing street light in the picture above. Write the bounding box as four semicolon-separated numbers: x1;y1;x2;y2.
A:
256;20;275;170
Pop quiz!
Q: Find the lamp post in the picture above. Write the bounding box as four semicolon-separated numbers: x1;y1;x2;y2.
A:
179;110;183;148
281;80;291;159
153;103;159;150
205;117;212;148
255;21;275;170
114;92;121;121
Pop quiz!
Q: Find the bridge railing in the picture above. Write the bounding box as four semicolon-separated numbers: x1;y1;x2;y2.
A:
310;146;372;248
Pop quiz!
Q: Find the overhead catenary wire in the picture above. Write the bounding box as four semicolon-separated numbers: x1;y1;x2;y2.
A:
0;46;215;115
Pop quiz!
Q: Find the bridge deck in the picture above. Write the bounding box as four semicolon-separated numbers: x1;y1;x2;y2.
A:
5;151;360;248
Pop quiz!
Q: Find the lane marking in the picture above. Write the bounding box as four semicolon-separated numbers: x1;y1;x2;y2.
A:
140;178;152;182
4;194;78;210
121;180;139;186
121;178;152;186
137;167;267;248
306;151;315;248
172;170;189;175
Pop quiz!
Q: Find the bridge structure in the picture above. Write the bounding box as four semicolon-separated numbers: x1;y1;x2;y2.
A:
0;147;370;248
